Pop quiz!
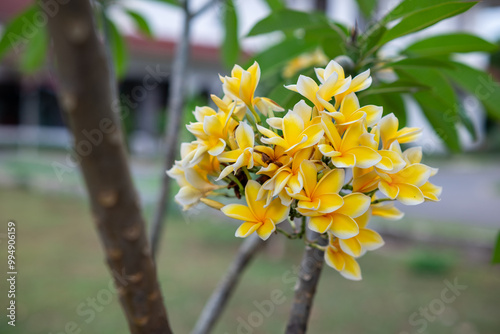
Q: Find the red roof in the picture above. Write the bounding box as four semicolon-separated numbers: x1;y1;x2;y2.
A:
126;35;251;64
0;0;33;22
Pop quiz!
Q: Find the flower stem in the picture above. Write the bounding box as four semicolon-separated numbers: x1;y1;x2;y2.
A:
242;167;252;182
276;227;299;239
371;198;393;205
227;174;244;193
248;104;261;124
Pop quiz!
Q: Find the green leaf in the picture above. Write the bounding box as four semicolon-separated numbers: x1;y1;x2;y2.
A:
358;80;430;97
222;0;239;68
383;57;455;70
383;0;457;22
299;24;346;59
360;24;387;58
362;93;407;127
413;93;461;152
0;5;39;59
320;30;346;59
247;9;328;37
252;37;316;76
443;61;500;120
355;0;377;18
104;16;128;78
125;9;153;38
398;68;461;152
380;2;477;45
457;103;477;141
20;26;47;73
263;0;284;10
405;33;498;56
492;231;500;264
144;0;180;6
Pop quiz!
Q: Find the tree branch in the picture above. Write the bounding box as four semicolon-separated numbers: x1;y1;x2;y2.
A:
150;0;192;257
42;0;173;332
192;234;264;334
285;230;327;334
190;0;221;19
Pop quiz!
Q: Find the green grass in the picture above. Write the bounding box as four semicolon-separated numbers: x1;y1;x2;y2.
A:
0;188;499;334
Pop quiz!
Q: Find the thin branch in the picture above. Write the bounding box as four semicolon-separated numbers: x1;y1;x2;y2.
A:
191;234;264;334
150;0;191;257
42;0;173;332
190;0;221;18
285;229;327;334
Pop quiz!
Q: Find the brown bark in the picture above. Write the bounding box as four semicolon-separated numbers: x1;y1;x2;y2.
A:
192;234;264;334
285;231;327;334
42;0;173;333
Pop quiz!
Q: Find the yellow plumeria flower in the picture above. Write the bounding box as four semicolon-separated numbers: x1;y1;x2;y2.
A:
257;148;313;206
360;130;406;173
258;101;324;156
168;166;222;210
211;94;247;120
338;209;385;258
221;180;290;240
253;96;284;117
285;71;351;112
283;49;328;79
315;60;372;108
352;167;380;193
324;233;362;281
378;113;422;149
217;121;255;180
321;92;382;128
185;106;236;165
377;163;432;205
220;62;260;108
402;146;442;201
289;161;370;238
319;116;382;168
289;161;344;216
253;145;289;173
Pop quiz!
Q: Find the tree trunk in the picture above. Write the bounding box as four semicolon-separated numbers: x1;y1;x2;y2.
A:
42;0;173;332
285;231;327;334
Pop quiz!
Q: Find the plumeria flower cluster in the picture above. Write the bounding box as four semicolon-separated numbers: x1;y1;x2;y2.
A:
168;59;441;281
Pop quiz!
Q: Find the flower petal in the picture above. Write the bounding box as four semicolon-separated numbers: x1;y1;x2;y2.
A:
265;198;290;223
339;237;362;257
309;215;333;233
245;180;267;218
347;146;381;168
336;193;371;218
256;219;276;240
396;183;424;205
340;255;362;281
235;122;254;149
315;168;345;196
221;204;256;221
329;213;359;239
357;229;384;251
318;194;344;214
235;222;261;238
378;180;399;199
208;138;226;156
325;246;345;271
